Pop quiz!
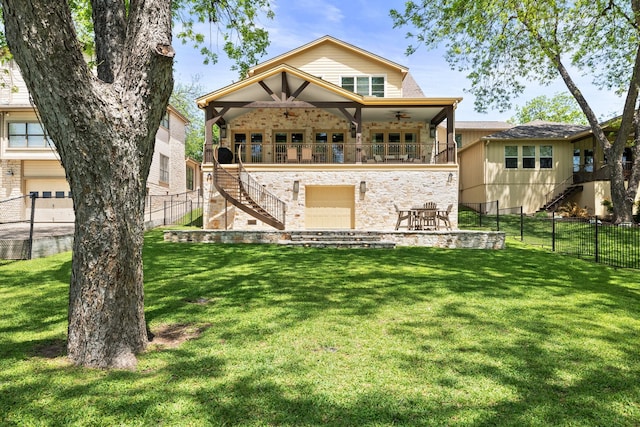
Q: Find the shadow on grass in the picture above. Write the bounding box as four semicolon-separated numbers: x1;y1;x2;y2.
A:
1;230;639;425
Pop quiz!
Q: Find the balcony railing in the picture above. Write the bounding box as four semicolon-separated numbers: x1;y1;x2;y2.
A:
205;142;456;165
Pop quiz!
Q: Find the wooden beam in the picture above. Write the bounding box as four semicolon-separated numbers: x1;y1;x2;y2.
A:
281;72;289;101
288;81;310;101
258;81;280;102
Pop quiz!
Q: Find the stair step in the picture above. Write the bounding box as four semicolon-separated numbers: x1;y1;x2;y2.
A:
281;240;396;249
290;234;382;242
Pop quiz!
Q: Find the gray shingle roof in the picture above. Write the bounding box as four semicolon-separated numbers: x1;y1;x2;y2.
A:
402;72;425;98
484;120;589;140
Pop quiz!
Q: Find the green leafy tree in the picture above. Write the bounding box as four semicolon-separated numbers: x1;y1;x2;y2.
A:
510;93;589;125
170;78;206;162
0;0;272;369
391;0;640;223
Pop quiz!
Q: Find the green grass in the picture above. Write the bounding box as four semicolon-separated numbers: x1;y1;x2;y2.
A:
2;229;640;426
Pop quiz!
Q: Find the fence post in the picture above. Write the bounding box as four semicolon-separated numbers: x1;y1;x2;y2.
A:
552;211;556;252
27;193;37;260
496;200;499;231
594;215;599;264
479;202;483;227
520;206;524;241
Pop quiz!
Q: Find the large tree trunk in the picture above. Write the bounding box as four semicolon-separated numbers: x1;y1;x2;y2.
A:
1;0;174;368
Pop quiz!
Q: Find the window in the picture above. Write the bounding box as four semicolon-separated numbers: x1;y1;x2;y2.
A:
341;76;385;97
55;191;65;198
522;146;535;168
540;145;553;168
160;154;169;183
505;146;518;169
274;131;305;162
314;132;345;163
369;130;418;161
584;149;594;172
8;122;47;148
160;112;169;129
186;167;194;190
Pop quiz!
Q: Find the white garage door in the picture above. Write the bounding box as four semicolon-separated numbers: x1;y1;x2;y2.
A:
305;185;355;229
25;179;74;222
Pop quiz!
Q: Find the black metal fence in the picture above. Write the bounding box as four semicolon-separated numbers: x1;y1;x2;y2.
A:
146;191;203;227
1;191;203;260
459;202;640;269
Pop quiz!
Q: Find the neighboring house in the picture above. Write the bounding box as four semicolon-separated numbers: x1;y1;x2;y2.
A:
0;60;190;222
438;121;514;150
458;119;639;216
197;35;461;231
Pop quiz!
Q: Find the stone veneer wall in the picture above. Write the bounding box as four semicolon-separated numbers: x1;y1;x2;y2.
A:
222;108;433;164
229;165;458;231
0;160;25;221
163;229;506;250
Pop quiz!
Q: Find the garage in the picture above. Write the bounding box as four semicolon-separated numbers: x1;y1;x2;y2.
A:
305;185;355;229
24;161;74;223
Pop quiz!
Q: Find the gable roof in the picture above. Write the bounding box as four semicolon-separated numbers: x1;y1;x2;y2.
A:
247;35;409;79
196;63;461;124
483;120;589;140
402;73;425;98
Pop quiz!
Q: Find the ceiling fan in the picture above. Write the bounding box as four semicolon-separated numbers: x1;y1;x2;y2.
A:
395;111;410;120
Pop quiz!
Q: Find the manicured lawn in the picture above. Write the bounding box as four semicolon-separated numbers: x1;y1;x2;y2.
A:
1;229;640;426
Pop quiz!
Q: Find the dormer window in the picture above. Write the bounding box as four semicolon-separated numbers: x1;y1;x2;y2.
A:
341;76;385;97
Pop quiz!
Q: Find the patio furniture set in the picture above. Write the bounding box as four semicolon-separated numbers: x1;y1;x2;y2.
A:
394;203;452;231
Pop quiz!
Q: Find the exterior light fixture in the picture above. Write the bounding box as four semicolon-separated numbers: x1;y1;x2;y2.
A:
293;180;300;194
447;172;453;183
206;173;213;182
6;169;13;176
219;124;227;139
429;124;436;138
359;181;367;195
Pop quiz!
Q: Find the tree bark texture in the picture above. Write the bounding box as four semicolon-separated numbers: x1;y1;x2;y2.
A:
1;0;174;368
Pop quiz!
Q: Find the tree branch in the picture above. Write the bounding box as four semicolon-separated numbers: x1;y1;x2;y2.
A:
91;0;126;83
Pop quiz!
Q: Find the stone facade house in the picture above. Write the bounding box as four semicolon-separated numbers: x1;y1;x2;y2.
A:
198;35;461;231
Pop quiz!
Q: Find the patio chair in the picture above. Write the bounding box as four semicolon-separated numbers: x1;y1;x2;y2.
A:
287;147;298;163
301;147;313;163
394;204;412;230
437;204;453;230
374;154;383;163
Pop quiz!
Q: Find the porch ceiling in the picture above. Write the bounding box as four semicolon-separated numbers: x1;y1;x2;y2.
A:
198;66;461;125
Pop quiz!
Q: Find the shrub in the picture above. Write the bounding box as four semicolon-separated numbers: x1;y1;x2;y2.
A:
557;202;589;218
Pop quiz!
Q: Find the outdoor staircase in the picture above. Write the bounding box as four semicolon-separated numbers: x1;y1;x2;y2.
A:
212;150;286;230
282;230;396;249
540;184;583;212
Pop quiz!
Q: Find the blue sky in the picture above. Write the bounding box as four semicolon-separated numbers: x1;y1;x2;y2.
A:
173;0;624;122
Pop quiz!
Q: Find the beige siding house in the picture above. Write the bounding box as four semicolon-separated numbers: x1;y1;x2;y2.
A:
457;120;623;215
0;60;190;222
198;36;462;231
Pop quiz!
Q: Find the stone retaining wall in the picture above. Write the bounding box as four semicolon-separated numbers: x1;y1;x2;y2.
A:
163;229;505;249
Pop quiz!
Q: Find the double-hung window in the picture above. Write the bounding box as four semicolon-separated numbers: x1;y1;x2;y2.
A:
522;146;536;168
341;76;385;97
540;145;553;168
8;122;47;148
160;154;170;183
505;146;518;169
